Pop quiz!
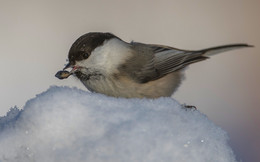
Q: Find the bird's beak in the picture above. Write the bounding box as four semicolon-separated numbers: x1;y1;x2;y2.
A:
63;63;73;70
55;62;79;80
63;62;80;74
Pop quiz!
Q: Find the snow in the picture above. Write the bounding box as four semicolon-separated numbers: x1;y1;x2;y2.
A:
0;86;236;162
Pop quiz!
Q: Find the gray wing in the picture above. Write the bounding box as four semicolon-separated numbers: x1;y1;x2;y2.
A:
126;42;208;83
126;42;250;83
152;44;208;74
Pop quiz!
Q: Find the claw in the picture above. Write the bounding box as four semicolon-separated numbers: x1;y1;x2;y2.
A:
182;104;197;111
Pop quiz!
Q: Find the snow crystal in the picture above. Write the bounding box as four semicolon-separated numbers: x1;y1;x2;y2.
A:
0;86;236;162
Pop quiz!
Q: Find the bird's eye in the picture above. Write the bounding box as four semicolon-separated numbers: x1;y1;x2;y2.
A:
83;52;89;59
78;51;89;60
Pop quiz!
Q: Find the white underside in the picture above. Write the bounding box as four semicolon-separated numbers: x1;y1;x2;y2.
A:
81;71;184;98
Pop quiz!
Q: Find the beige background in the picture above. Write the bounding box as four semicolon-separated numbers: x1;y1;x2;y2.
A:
0;0;259;161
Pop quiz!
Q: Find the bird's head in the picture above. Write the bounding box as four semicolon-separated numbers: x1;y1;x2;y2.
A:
56;32;131;80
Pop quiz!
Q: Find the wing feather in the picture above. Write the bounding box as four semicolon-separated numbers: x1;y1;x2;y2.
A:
126;42;249;83
126;42;207;83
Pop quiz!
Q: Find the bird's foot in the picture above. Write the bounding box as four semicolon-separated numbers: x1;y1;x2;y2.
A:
181;104;197;111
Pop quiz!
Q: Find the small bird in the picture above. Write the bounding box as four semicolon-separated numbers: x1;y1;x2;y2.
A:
56;32;252;98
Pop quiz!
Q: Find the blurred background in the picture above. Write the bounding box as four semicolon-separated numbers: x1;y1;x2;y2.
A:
0;0;259;161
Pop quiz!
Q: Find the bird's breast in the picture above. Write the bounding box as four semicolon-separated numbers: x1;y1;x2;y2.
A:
80;71;184;98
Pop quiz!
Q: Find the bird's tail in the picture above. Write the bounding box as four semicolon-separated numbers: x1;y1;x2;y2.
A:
198;44;253;56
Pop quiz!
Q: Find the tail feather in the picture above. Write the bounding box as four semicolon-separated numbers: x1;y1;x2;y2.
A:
199;44;253;56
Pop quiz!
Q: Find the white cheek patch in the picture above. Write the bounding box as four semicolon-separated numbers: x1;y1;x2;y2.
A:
76;38;132;74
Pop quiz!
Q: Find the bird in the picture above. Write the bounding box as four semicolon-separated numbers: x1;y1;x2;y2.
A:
55;32;252;98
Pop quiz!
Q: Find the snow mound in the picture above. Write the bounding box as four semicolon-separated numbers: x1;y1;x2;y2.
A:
0;86;236;162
